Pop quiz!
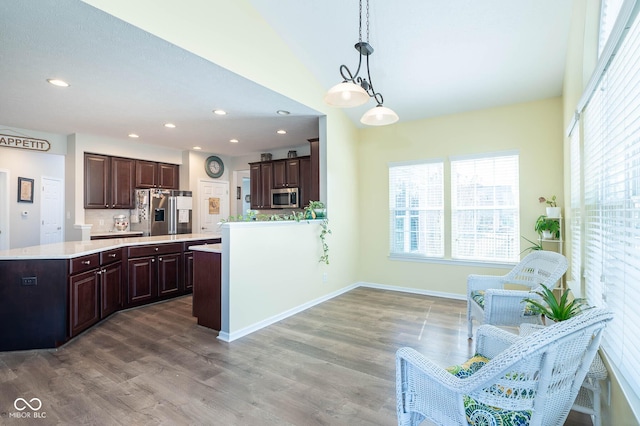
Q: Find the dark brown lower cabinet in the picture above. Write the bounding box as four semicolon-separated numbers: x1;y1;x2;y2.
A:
101;262;122;318
184;250;195;292
192;250;221;330
69;269;100;337
127;256;157;305
158;253;181;297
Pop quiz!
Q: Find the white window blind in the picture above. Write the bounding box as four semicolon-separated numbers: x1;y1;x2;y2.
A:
389;161;444;258
451;153;520;262
580;4;640;401
600;0;626;56
569;126;582;288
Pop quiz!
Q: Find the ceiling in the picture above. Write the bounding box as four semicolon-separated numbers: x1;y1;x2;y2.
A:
0;0;574;157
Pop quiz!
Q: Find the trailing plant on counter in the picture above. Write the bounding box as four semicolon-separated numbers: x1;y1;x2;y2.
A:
220;203;331;264
538;195;557;207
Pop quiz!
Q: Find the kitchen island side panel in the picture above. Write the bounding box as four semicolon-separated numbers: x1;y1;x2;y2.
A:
0;259;67;351
192;250;221;331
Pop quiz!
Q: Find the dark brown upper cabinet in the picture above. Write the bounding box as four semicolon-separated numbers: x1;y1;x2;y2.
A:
135;160;179;189
273;158;301;188
84;153;135;209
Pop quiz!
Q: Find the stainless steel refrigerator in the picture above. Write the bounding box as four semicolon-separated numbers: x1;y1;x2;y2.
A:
130;189;193;236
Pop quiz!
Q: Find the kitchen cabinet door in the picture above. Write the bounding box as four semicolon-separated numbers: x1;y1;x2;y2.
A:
273;159;300;188
259;162;273;208
158;252;181;297
127;256;157;305
110;157;135;209
84;153;110;208
135;160;158;188
299;157;312;208
101;261;122;318
158;163;179;189
184;251;194;292
69;269;100;336
250;162;273;209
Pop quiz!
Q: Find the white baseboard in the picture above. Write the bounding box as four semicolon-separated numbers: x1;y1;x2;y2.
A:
216;282;465;343
357;281;466;301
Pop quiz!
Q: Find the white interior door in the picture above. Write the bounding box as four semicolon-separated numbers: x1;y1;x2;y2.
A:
198;180;229;234
0;169;9;250
41;176;64;244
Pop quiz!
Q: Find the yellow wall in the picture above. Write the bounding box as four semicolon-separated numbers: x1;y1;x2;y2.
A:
357;98;564;295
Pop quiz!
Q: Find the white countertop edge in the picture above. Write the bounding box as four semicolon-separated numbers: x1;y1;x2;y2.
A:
189;244;222;253
220;219;324;228
0;233;222;260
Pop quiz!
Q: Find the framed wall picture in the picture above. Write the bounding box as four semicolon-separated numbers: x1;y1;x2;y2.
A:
18;177;34;203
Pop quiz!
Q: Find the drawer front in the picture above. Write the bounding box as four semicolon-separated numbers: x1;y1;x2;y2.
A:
183;238;221;251
128;242;183;258
69;253;100;275
100;248;123;265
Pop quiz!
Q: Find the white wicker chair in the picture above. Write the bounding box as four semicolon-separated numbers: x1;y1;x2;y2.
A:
466;250;568;338
396;308;613;426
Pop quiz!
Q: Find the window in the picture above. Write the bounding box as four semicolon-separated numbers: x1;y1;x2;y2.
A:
389;161;444;258
599;0;625;56
571;0;640;403
388;152;519;263
451;153;520;262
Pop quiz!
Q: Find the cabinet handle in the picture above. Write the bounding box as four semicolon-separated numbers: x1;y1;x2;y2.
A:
81;260;91;265
151;259;155;263
104;204;108;208
108;253;116;258
158;257;163;261
96;270;102;275
102;268;107;273
155;247;159;252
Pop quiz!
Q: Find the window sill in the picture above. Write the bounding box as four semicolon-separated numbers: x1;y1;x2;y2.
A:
388;253;517;269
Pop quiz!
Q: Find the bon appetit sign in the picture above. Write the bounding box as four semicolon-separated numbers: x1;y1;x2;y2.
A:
0;134;51;152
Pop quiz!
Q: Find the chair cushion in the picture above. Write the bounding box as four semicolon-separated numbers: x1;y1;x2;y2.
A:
447;354;533;426
470;290;538;316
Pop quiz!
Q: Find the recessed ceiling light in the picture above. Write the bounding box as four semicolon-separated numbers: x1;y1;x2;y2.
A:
193;146;202;150
277;129;287;135
164;123;176;128
230;139;239;143
47;78;69;87
128;133;139;138
277;110;290;115
213;109;227;116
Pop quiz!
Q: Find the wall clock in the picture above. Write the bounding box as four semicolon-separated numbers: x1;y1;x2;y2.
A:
205;155;224;178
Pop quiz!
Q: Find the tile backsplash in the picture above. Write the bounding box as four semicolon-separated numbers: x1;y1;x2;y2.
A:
85;209;131;233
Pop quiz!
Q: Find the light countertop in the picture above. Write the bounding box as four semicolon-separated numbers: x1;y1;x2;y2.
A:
0;233;222;260
189;244;222;254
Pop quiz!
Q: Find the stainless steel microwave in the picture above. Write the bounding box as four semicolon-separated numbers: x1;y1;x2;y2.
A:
271;187;299;209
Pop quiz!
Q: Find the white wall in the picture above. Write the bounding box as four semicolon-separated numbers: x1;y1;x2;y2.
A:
0;125;66;248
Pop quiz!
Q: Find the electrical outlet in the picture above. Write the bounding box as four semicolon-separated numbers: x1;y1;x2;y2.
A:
322;272;328;283
21;277;37;286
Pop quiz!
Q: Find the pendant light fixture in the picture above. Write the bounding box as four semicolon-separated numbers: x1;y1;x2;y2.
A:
324;0;399;126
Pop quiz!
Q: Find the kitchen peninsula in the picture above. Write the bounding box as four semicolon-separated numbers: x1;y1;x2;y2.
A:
0;233;220;352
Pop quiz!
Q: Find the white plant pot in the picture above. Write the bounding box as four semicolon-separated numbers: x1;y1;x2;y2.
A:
546;207;561;218
542;230;553;239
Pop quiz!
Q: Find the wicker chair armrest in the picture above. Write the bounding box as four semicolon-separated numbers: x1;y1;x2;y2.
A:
474;325;521;358
467;274;506;293
396;347;483;424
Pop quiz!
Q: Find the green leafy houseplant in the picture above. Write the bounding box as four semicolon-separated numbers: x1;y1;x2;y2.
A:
535;215;560;239
304;200;326;219
523;284;591;322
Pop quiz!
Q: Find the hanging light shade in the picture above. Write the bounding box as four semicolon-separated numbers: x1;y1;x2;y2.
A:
324;0;399;126
360;104;399;126
324;82;369;107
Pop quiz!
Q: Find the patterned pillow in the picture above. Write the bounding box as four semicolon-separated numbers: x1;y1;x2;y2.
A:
447;354;533;426
470;290;538;316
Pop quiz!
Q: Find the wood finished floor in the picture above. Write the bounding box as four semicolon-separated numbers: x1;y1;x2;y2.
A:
0;287;591;425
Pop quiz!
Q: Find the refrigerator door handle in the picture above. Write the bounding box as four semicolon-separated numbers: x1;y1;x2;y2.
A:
168;196;177;234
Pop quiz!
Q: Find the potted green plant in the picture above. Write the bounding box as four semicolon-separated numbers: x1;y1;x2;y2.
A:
539;195;561;218
535;215;560;239
523;284;591;323
305;200;326;219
